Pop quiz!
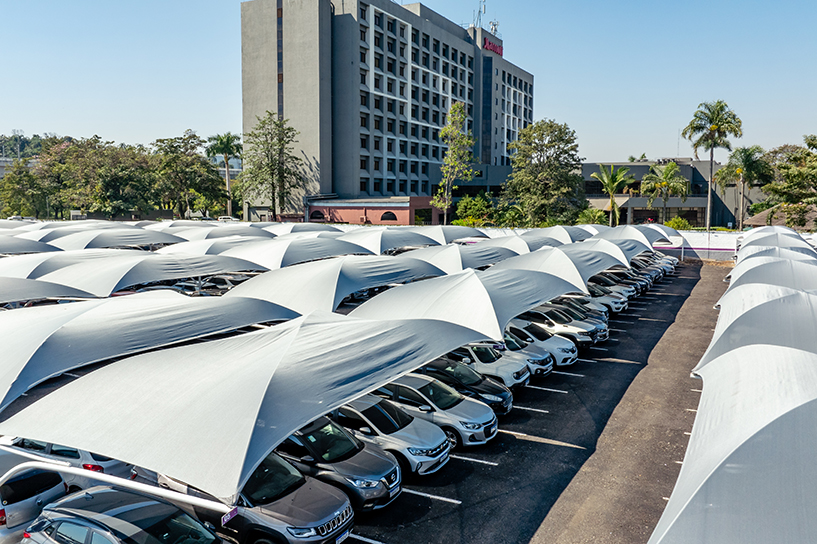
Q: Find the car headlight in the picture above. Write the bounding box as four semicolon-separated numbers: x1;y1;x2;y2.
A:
527;358;544;365
408;447;433;456
460;421;482;430
346;477;380;489
287;527;318;538
558;347;572;353
481;394;503;403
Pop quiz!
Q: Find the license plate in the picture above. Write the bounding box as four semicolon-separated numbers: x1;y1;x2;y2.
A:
389;485;400;497
337;530;350;544
487;423;497;436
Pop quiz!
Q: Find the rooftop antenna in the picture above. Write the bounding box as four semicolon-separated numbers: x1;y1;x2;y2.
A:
474;0;486;28
489;18;499;36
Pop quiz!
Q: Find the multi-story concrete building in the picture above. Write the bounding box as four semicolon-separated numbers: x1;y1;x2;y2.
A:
241;0;533;224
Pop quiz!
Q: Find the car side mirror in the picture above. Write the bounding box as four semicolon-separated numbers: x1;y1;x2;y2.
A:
301;455;315;463
526;338;534;343
359;426;374;436
203;522;216;531
461;357;472;364
419;405;434;413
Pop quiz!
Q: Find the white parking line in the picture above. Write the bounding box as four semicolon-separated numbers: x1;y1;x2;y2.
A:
401;488;462;505
581;357;641;365
588;346;608;351
674;461;683;465
622;313;643;317
514;405;550;414
498;429;586;450
552;370;585;377
351;534;388;544
684;432;692;436
662;497;671;501
449;454;499;466
609;328;626;332
691;389;702;393
525;385;569;394
609;319;633;323
686;408;698;412
576;358;596;363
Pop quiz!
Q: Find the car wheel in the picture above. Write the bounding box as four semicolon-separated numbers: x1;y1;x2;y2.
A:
252;536;285;544
442;427;461;450
391;451;412;478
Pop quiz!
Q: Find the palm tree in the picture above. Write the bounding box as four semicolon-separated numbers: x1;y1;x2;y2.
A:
681;100;743;230
591;164;636;226
206;132;243;217
640;161;689;223
714;146;773;230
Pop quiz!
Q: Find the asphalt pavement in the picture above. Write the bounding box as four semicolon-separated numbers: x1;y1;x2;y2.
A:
351;261;729;544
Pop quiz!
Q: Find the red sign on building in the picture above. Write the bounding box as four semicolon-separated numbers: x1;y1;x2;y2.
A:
483;37;503;57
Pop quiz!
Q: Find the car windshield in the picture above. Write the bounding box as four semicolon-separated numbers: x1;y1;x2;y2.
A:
362;400;414;435
440;361;482;386
301;420;361;463
555;305;585;320
523;324;553;341
590;283;613;295
503;331;527;350
471;346;500;363
545;309;571;324
563;300;590;315
115;507;218;544
593;275;616;286
242;452;305;505
418;381;463;410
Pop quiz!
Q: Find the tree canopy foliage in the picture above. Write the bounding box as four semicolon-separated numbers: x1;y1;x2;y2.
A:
431;101;475;224
641;161;689;223
500;119;585;227
591;164;635;226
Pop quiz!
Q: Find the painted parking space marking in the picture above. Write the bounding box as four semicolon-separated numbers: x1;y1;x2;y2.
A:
609;319;634;324
609;328;627;332
588;346;608;351
525;384;569;394
622;313;643;317
686;408;698;412
691;389;702;393
576;358;596;363
498;429;586;450
684;432;692;436
638;317;671;322
351;534;388;544
552;370;585;377
674;461;683;465
581;357;641;365
514;405;551;414
449;454;499;466
402;488;462;505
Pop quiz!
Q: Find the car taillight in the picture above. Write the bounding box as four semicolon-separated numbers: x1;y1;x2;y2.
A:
64;482;69;493
82;464;104;473
0;508;6;526
23;532;31;539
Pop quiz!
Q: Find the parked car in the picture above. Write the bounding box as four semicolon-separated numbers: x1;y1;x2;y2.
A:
206;274;252;292
587;283;629;313
594;271;647;295
330;395;451;476
537;303;609;342
603;269;652;292
0;451;66;543
157;451;353;544
552;295;609;322
654;250;679;266
5;438;133;493
638;254;675;275
518;308;599;347
23;486;222;544
275;416;401;511
589;274;637;299
414;357;513;415
555;294;609;318
629;257;664;281
446;345;531;388
372;375;498;449
217;216;239;222
501;331;555;377
508;319;578;366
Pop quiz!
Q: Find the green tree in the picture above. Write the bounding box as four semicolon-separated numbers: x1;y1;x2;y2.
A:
576;207;607;225
205;132;242;217
0;159;50;218
453;192;494;227
762;135;817;228
431;101;475;224
713;146;773;230
241;111;303;221
152;130;225;218
591;164;635;226
501;119;585;227
640;161;689;223
681;100;743;230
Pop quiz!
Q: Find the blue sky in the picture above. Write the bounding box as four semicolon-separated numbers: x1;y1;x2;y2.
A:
2;0;815;163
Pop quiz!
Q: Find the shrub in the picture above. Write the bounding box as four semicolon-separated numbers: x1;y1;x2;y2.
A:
665;216;692;231
576;208;607;225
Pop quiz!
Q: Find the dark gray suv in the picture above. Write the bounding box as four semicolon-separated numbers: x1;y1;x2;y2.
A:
275;417;401;511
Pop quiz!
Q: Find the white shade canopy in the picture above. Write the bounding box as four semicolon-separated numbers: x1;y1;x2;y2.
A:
642;224;681;239
583;237;652;262
534;225;592;244
349;267;579;340
261;223;342;235
155;236;272;256
737;225;799;246
0;237;61;255
735;245;817;264
224;255;445;313
336;227;439;254
491;245;628;293
592;225;670;246
46;228;185;250
144;220;216;230
575;224;612;235
727;255;817;283
0;277;96;305
724;258;817;294
475;234;562;254
0;219;35;229
0;249;138;279
31;253;266;296
169;226;277;241
740;232;815;253
399;243;518;274
404;225;488;244
220;238;374;269
15;223;140;242
0;312;484;503
649;345;817;544
0;292;298;411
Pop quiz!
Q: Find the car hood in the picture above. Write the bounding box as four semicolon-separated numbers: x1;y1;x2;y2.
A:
325;446;396;481
542;335;575;350
445;396;494;424
390;418;447;448
257;476;348;527
505;344;549;360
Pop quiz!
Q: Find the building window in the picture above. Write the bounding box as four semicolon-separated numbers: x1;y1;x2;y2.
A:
410;124;418;137
421;127;428;139
451;48;457;61
387;159;395;173
387;79;394;93
360;114;368;128
374;75;381;90
373;158;381;170
411;29;419;44
399;180;406;193
399;88;406;102
421;162;429;175
310;210;326;221
387;18;395;34
360;4;367;20
360;179;369;193
387;100;395;113
422;33;429;49
360;92;368;107
374;138;381;151
386;181;395;192
400;45;406;58
432;39;440;54
387;59;395;73
387;119;395;134
442;44;449;57
411;143;418;156
374;12;382;27
360;29;367;42
360;49;367;63
360;136;368;149
374;179;382;192
411;180;418;193
360;157;368;170
374;96;381;110
360;70;367;84
411;161;418;174
399;25;405;38
374;117;382;131
399;141;407;154
431;111;439;124
399;121;407;135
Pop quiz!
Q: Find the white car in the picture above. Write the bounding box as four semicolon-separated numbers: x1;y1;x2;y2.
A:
375;375;498;449
590;275;637;299
447;344;531;388
518;308;599;348
508;319;578;366
500;332;554;377
217;215;239;222
587;283;629;313
5;437;134;492
333;395;451;476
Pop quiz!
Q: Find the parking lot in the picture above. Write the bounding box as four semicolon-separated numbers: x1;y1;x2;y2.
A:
350;261;729;544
